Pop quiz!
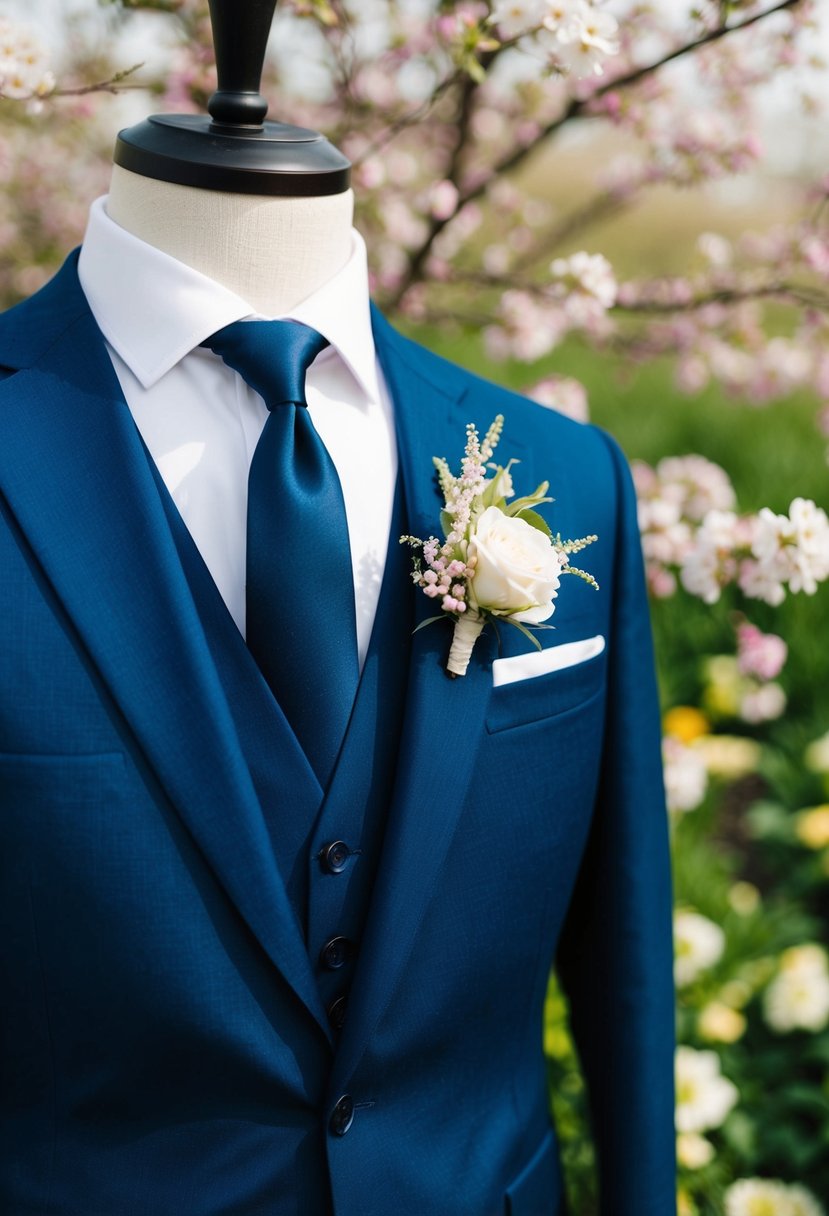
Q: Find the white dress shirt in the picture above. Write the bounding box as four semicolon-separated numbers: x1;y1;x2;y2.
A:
78;196;397;668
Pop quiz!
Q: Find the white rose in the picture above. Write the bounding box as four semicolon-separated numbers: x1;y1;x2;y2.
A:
468;505;562;624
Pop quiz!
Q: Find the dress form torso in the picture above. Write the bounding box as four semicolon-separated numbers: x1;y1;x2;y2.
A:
106;163;355;314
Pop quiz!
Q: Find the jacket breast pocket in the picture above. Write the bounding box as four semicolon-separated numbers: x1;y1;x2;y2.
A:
486;644;607;734
0;750;126;804
505;1130;564;1215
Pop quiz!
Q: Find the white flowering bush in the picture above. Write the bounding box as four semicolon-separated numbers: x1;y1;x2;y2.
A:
763;946;829;1035
674;911;726;989
675;1046;740;1136
725;1178;826;1216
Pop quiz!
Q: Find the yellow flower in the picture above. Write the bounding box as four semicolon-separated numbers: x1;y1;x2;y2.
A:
698;1002;746;1043
718;979;754;1010
677;1131;715;1170
543;1025;570;1059
728;882;760;916
702;655;742;717
795;805;829;850
805;730;829;774
664;706;710;744
780;944;828;973
692;735;762;780
677;1186;697;1216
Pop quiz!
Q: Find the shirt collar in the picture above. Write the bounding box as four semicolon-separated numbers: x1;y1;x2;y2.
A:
77;194;380;401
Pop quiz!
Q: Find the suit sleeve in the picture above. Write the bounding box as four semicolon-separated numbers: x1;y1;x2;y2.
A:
554;429;677;1216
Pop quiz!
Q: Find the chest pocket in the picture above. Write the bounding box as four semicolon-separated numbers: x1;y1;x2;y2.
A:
486;644;607;734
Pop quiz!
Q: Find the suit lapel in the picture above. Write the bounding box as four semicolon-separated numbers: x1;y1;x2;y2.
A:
0;255;330;1038
331;310;503;1083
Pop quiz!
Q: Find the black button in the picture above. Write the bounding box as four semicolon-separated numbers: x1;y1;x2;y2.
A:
320;936;353;970
327;994;348;1031
321;841;350;874
329;1094;354;1137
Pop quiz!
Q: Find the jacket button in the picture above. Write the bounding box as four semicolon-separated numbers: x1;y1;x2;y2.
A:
321;840;350;874
327;994;348;1031
329;1094;354;1137
320;936;353;970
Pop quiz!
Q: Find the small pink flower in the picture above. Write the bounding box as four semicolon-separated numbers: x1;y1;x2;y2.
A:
429;180;460;221
601;91;622;118
736;622;788;681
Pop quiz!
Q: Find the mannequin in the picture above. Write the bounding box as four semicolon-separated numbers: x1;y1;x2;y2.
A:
106;163;355;315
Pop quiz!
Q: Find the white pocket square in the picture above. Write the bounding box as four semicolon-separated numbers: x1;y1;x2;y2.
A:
491;634;606;688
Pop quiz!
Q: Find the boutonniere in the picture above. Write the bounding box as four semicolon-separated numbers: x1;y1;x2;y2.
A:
401;414;599;677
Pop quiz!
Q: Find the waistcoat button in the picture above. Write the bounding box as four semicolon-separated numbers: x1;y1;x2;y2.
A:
327;994;348;1031
321;840;350;873
329;1094;355;1137
320;936;353;970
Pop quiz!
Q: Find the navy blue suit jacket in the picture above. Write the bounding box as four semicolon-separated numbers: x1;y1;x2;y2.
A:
0;253;676;1215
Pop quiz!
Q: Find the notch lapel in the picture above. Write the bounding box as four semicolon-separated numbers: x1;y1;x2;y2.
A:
0;256;330;1038
331;311;508;1084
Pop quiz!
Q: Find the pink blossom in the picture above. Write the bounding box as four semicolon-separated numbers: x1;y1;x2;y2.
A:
529;376;589;422
428;180;460;221
648;567;678;599
736;623;788;681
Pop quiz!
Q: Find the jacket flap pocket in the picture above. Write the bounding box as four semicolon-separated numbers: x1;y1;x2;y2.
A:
486;644;606;734
505;1129;564;1215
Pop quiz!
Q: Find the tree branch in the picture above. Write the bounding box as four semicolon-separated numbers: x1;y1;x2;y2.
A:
351;71;463;167
51;63;145;97
616;282;829;314
437;272;829;317
513;190;634;274
388;0;804;307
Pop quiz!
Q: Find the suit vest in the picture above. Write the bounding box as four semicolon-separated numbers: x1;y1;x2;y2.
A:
146;455;413;1039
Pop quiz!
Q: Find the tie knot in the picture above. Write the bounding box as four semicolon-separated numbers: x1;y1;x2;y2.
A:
203;319;329;409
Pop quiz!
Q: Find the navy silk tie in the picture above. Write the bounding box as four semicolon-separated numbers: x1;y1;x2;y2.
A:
203;319;360;786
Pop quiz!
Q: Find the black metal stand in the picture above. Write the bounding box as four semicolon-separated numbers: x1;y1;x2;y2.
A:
114;0;350;196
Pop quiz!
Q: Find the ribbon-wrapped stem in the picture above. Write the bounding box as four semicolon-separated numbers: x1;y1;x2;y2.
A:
446;609;485;678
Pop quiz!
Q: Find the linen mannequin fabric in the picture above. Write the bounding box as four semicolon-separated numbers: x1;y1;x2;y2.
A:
203;319;360;785
0;237;677;1214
